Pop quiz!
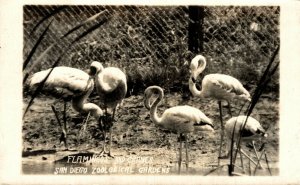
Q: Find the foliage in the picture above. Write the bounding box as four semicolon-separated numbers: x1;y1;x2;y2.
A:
23;6;279;96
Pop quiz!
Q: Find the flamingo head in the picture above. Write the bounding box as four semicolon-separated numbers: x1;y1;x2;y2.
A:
236;92;252;102
256;128;268;138
190;55;206;80
196;124;215;132
144;97;151;110
144;86;163;110
194;115;215;132
89;61;104;76
190;58;198;79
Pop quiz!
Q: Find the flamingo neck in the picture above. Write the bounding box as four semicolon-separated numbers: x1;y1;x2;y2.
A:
82;103;103;119
150;89;163;125
192;55;207;77
72;95;103;119
72;78;102;119
189;55;207;98
188;77;204;98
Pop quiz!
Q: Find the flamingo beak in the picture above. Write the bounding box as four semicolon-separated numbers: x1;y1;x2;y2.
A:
191;76;196;83
189;68;197;81
88;66;97;76
144;96;151;110
98;116;104;131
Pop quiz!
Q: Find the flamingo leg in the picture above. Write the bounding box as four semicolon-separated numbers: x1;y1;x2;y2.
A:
107;108;116;158
219;137;231;159
218;101;224;166
62;101;68;149
240;149;259;165
264;152;272;176
253;149;266;175
79;112;91;138
239;149;244;172
82;112;91;132
252;141;263;169
99;131;107;155
248;151;252;176
107;127;113;157
178;134;183;174
185;134;189;171
51;105;67;149
52;102;68;149
100;108;108;155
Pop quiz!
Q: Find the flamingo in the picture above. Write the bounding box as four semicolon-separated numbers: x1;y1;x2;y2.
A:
144;85;214;174
89;61;127;157
188;54;251;164
28;66;103;149
223;115;267;170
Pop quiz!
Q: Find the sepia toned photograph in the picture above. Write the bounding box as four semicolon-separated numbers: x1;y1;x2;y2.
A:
21;4;279;176
3;1;300;185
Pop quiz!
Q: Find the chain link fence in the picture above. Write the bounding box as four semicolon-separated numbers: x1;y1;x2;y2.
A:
23;5;279;94
202;6;279;86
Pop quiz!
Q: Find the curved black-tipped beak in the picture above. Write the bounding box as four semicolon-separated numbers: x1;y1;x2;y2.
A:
195;121;214;129
143;92;151;110
194;121;214;132
88;66;97;76
144;97;150;110
191;76;196;83
98;116;104;131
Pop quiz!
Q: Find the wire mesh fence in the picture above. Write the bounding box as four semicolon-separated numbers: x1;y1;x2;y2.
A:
202;7;279;83
23;5;279;94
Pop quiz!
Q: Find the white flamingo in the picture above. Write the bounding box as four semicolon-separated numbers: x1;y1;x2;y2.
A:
224;115;267;169
188;54;251;164
28;66;103;149
90;61;127;157
144;85;214;174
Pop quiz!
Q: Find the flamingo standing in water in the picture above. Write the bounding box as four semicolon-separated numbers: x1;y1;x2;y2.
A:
144;85;214;174
188;55;251;164
89;61;127;157
28;66;103;149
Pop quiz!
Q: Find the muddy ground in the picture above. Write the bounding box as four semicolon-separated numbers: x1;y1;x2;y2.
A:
22;92;279;176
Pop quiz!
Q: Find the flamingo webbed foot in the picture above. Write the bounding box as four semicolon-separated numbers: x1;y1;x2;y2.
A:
59;133;68;149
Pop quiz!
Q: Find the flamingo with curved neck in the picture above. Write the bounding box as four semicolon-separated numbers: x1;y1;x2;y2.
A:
224;116;267;170
188;54;251;165
90;61;127;157
189;55;251;101
28;67;103;149
144;85;214;174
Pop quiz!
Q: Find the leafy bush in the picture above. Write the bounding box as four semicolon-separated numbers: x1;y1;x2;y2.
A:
23;6;279;96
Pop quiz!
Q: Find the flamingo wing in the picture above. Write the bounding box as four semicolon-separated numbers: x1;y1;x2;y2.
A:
161;106;213;133
161;108;195;133
241;116;266;135
29;67;93;98
205;74;250;101
96;67;127;93
225;116;266;140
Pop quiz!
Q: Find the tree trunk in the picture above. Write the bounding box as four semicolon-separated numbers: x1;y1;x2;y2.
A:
188;6;204;53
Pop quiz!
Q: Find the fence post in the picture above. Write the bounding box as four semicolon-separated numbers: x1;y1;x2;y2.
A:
188;6;204;53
